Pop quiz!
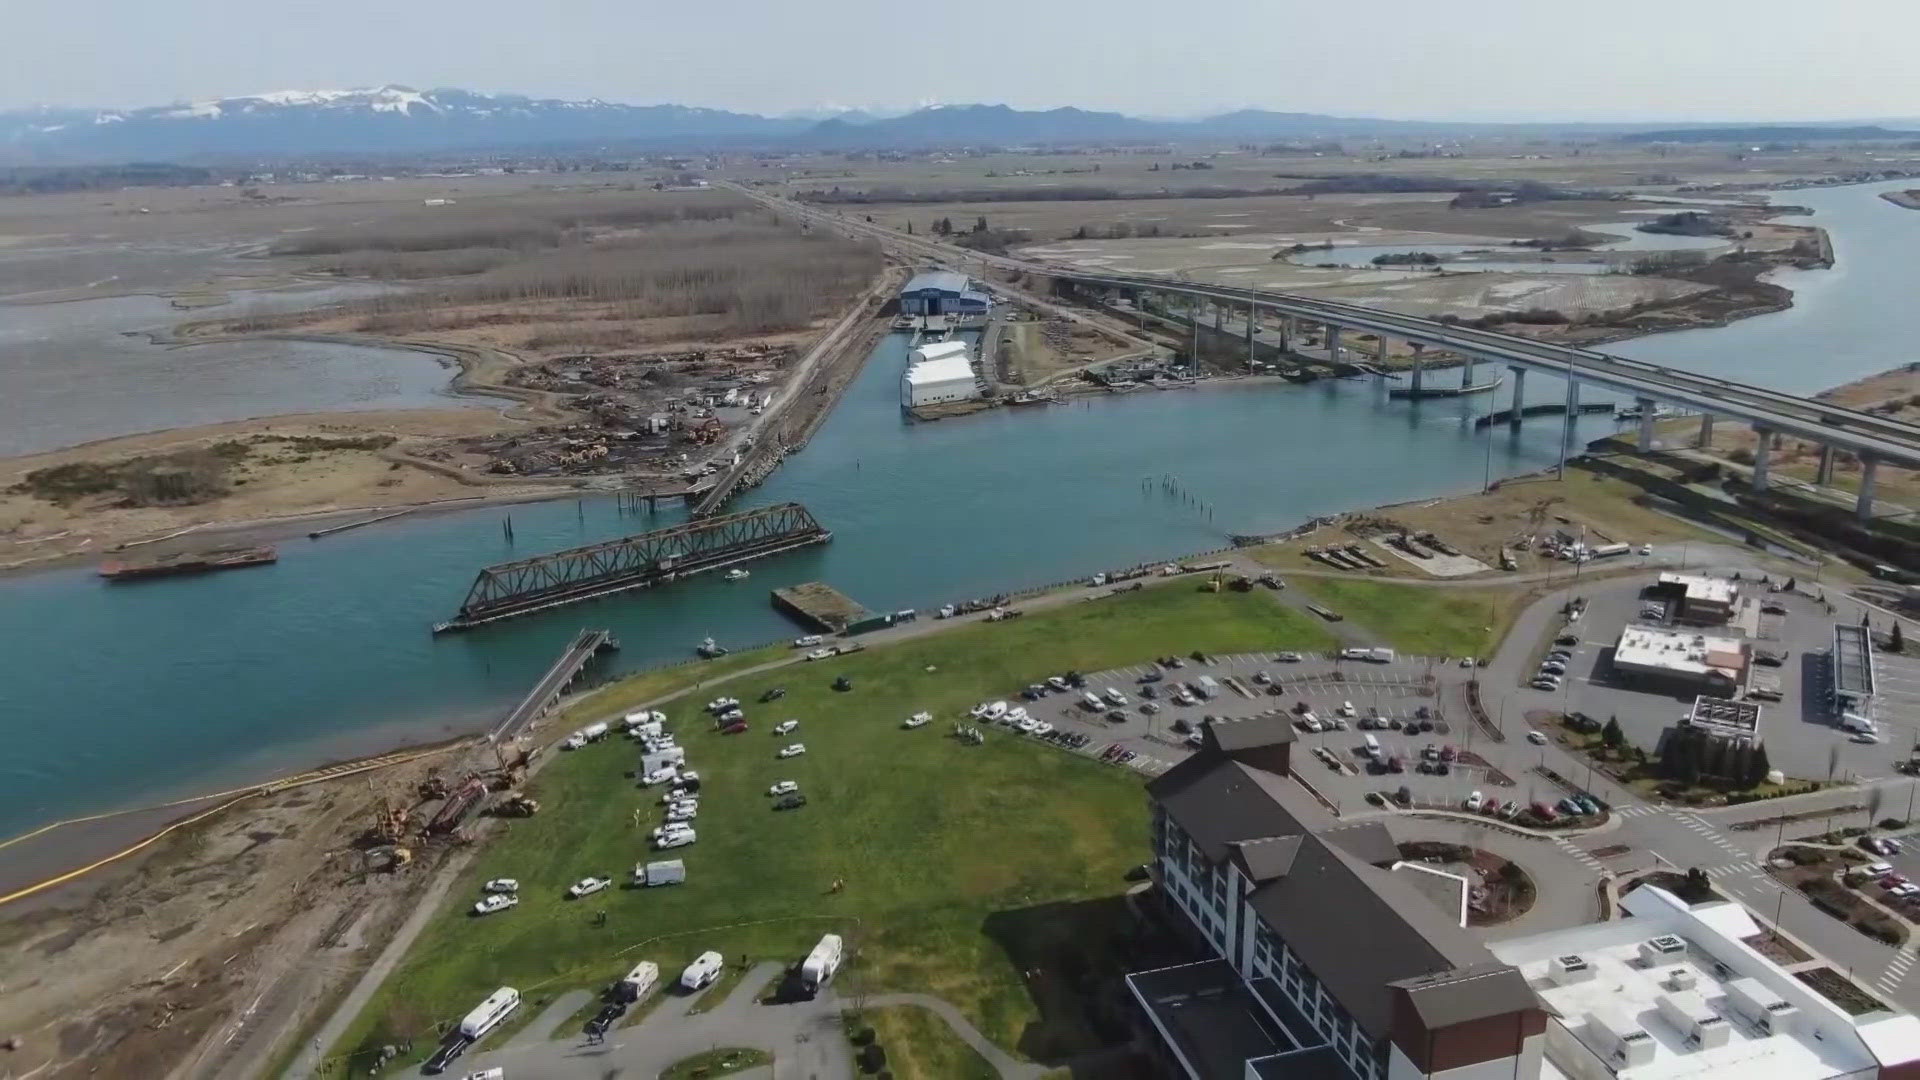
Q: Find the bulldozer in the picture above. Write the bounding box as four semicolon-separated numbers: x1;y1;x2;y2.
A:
685;417;724;446
495;792;540;818
417;773;448;801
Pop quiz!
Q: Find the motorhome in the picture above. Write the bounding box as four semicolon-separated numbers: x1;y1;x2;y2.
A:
798;934;844;996
458;987;521;1040
680;950;725;990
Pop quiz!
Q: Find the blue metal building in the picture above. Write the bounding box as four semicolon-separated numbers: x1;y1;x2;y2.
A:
897;270;991;316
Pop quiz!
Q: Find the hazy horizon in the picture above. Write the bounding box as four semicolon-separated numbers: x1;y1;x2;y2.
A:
8;0;1914;122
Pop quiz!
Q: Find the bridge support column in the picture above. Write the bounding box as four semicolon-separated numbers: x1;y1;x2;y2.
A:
1411;349;1425;394
1859;456;1880;522
1213;301;1223;332
1375;334;1389;377
1816;444;1837;486
1245;303;1256;370
1461;356;1476;391
1327;326;1342;366
1750;428;1774;491
1696;414;1715;448
1508;366;1526;425
1559;379;1582;472
1188;297;1200;365
1637;397;1657;452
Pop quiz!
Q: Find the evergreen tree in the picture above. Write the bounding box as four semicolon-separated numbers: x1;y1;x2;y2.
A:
1747;743;1772;788
1894;621;1906;653
1602;715;1625;750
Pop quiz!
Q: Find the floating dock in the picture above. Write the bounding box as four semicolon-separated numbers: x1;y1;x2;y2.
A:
1388;374;1504;399
1475;401;1616;428
772;581;870;633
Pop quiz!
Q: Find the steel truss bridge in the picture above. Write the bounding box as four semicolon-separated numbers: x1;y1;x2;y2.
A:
435;502;829;632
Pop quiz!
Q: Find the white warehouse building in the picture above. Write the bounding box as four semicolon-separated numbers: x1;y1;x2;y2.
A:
901;339;979;409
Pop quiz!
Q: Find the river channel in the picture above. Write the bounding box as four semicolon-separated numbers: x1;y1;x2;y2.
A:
1;180;1916;838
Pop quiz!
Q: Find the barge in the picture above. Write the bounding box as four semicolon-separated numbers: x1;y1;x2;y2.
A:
98;545;277;581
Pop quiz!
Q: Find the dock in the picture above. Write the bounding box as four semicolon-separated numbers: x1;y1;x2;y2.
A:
1475;400;1616;428
771;581;870;633
1388;374;1504;399
489;628;620;745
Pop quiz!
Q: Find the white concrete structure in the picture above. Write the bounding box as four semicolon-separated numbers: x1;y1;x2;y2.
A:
1490;886;1920;1080
1656;572;1741;624
1613;626;1747;694
902;339;978;408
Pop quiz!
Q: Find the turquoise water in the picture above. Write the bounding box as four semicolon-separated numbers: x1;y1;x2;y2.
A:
1;181;1916;836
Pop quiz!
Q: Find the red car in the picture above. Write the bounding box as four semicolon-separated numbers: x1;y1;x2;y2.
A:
1531;801;1558;822
720;721;748;735
1482;798;1502;815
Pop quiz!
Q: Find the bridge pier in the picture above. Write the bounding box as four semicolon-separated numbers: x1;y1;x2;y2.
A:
1816;444;1837;486
1508;366;1526;425
1461;356;1476;390
1751;428;1774;492
1411;347;1425;393
1375;334;1389;377
1245;303;1256;369
1637;397;1657;452
1859;456;1880;521
1559;379;1582;472
1213;301;1224;332
1327;325;1343;366
1696;414;1715;448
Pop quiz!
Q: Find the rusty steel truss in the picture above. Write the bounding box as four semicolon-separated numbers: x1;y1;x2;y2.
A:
437;502;829;631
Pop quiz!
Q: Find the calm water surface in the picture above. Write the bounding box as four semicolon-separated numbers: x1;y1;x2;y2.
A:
1;181;1916;836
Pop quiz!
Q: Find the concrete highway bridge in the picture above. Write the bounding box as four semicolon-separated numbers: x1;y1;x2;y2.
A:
740;184;1914;520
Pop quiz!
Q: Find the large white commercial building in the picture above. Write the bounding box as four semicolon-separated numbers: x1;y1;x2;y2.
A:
1489;884;1920;1080
900;339;979;409
1612;625;1747;696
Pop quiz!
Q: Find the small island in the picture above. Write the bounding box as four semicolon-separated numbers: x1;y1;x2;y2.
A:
1879;189;1920;211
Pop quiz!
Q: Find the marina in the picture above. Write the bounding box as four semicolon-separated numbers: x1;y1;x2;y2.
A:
771;581;871;633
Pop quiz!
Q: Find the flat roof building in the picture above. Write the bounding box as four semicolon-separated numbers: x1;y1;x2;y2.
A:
1653;573;1741;625
1835;623;1877;713
1613;626;1746;696
1489;884;1920;1080
897;270;990;316
900;339;978;409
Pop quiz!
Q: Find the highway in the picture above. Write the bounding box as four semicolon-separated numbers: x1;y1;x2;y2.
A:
733;183;1920;472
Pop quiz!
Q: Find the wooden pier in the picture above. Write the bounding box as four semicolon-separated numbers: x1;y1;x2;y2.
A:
771;581;869;633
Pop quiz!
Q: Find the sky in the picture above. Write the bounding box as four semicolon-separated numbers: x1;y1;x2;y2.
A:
6;0;1913;121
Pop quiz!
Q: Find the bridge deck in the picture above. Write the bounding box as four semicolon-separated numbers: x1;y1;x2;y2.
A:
491;628;618;744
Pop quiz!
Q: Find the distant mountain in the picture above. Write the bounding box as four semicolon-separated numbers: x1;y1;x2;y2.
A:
0;85;807;162
6;86;1917;164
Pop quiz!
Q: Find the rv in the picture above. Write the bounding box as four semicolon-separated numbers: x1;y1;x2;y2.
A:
617;961;659;1002
635;859;687;887
680;950;725;990
458;987;521;1041
798;934;844;996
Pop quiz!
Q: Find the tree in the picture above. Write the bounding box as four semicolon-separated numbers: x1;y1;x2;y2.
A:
1746;743;1771;787
1602;715;1625;750
974;215;988;234
1894;621;1906;653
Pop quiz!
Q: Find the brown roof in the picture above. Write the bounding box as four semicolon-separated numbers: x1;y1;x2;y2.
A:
1148;756;1329;861
1203;714;1297;753
1392;964;1544;1029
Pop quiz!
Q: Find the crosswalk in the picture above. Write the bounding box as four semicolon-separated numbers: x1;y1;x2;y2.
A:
1877;951;1917;995
1677;813;1746;856
1554;838;1609;875
1613;804;1663;819
1705;859;1766;878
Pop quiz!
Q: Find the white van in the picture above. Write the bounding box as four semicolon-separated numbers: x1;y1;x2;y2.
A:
1842;713;1878;734
1081;692;1105;712
1363;734;1382;760
1103;687;1129;707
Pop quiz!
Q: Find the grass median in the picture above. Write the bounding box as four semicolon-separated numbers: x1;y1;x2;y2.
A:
332;580;1336;1076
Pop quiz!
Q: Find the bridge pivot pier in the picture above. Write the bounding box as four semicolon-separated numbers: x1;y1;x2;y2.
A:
1816;444;1837;486
1860;456;1880;521
1751;427;1775;491
1637;397;1657;451
1559;378;1582;472
1508;367;1527;426
1696;414;1715;448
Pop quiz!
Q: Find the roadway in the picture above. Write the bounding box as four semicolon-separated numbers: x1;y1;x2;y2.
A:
730;183;1920;472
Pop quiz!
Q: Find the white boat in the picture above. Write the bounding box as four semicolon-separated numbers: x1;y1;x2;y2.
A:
724;569;750;581
697;637;728;658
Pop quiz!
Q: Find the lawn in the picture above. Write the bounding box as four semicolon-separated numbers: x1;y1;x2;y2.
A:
860;1005;999;1080
331;582;1335;1075
1288;577;1526;658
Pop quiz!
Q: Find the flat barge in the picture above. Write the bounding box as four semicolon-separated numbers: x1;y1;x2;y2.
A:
772;582;870;633
98;545;277;581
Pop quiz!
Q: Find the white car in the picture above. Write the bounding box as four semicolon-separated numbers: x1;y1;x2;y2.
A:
667;805;697;823
1005;706;1030;725
793;635;824;648
1276;652;1303;662
769;780;799;796
1527;731;1548;745
1853;732;1883;744
1032;721;1053;737
777;743;807;759
654;830;696;850
1638;544;1653;556
706;697;738;713
983;701;1008;722
463;1069;506;1080
645;737;678;753
806;648;834;661
774;719;799;736
569;876;612;898
1017;716;1040;734
903;712;932;729
1465;791;1484;812
641;766;680;786
473;893;518;916
482;878;519;894
667;797;699;813
1337;701;1356;718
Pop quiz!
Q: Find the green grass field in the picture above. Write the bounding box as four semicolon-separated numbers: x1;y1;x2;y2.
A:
1289;577;1526;658
333;582;1335;1076
862;1005;1000;1079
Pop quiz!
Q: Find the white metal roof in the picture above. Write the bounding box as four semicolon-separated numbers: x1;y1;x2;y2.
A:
904;354;975;386
1614;626;1745;680
910;339;970;365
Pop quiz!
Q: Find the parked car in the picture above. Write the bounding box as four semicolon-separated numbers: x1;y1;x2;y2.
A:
1047;676;1070;692
1252;671;1271;685
1531;678;1560;691
769;780;798;797
774;792;808;811
1555;634;1580;646
903;711;932;729
760;687;787;702
1139;670;1164;683
1527;730;1548;745
641;766;679;786
1276;652;1303;663
777;743;807;758
569;876;613;899
773;719;798;736
805;648;834;661
483;878;519;894
1465;791;1484;812
473;893;518;916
